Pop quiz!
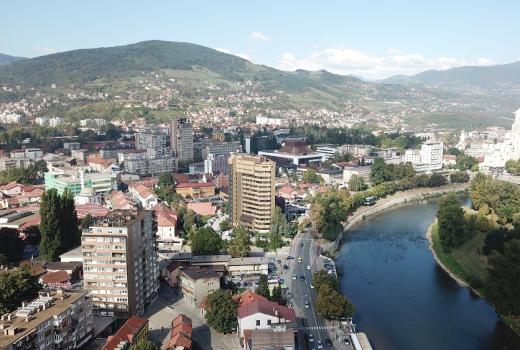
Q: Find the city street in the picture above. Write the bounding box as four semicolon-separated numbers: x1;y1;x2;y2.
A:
285;229;353;350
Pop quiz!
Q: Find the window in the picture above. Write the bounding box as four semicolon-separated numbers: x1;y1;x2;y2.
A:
256;320;260;326
267;320;271;325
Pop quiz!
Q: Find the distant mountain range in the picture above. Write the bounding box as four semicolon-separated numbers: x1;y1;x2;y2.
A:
0;53;25;65
383;61;520;89
0;40;518;129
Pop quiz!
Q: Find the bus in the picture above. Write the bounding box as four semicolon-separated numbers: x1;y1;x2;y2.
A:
363;196;376;206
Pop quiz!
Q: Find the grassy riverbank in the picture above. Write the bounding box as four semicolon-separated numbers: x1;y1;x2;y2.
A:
429;223;520;334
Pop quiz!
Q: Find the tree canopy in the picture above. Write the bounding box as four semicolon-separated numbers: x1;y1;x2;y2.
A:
228;226;251;258
190;227;223;256
437;193;468;249
0;268;41;314
348;174;368;191
315;284;355;320
205;289;238;334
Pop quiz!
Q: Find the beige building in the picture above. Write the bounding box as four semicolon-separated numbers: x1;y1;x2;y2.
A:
178;267;221;307
171;118;194;162
81;209;159;318
228;154;275;233
0;290;93;350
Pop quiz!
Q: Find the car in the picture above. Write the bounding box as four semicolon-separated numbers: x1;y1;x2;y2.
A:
325;339;332;347
300;242;304;247
307;265;311;270
298;257;303;263
283;264;289;270
310;284;314;289
287;256;294;260
304;301;310;309
308;333;315;343
344;338;351;345
277;259;281;264
292;273;297;280
317;340;324;349
300;275;305;281
278;278;285;284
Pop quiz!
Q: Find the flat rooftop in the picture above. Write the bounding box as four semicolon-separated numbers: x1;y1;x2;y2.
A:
0;291;86;348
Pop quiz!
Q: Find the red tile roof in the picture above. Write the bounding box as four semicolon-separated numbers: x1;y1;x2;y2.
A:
103;316;148;350
176;182;214;189
237;291;269;306
154;204;178;227
162;333;192;350
161;314;193;350
0;181;21;191
186;202;215;216
76;203;110;218
41;270;70;284
237;299;296;322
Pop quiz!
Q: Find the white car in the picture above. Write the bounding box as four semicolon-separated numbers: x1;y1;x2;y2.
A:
292;273;297;280
307;265;311;270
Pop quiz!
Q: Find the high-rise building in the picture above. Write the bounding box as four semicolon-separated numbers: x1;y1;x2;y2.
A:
171;118;194;162
402;139;443;172
135;129;170;158
0;290;93;350
228;154;275;233
82;210;159;318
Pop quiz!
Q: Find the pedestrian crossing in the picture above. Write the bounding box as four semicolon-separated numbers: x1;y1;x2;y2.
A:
301;326;335;330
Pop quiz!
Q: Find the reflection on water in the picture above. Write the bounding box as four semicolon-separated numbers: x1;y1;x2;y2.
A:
335;202;520;350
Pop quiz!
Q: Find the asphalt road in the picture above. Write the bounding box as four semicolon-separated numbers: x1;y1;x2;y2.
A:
287;229;333;349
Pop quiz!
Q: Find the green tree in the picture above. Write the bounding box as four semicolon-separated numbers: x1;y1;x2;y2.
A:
256;274;270;299
348;174;367;191
505;159;520;175
228;226;251;258
80;214;93;230
205;289;238;334
0;268;42;314
132;339;159;350
486;239;520;316
270;285;284;304
437;193;467;249
302;169;323;184
39;189;63;262
449;171;470;183
455;155;478;171
312;270;339;292
191;227;223;256
370;157;390;185
315;284;355;320
219;219;231;232
427;173;446;187
158;172;174;188
61;188;80;250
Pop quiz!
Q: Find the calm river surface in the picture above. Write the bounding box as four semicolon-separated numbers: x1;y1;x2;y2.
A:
335;201;520;350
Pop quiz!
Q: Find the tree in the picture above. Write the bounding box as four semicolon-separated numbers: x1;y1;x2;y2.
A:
437;193;467;249
256;274;270;299
348;174;367;191
312;270;339;292
303;169;323;184
219;219;231;232
205;290;238;334
0;228;24;264
0;268;42;314
455;155;478;171
61;188;80;250
315;284;355;320
39;189;63;262
427;173;446;187
450;171;470;183
505;159;520;175
370;157;390;185
228;226;251;258
132;339;159;350
191;227;223;256
80;214;93;230
158;172;174;188
270;285;284;304
486;239;520;316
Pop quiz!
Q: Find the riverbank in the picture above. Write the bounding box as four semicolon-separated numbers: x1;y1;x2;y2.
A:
426;222;520;335
325;183;469;252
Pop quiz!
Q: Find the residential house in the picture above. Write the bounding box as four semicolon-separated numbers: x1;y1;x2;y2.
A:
103;316;149;350
187;202;216;216
237;298;297;338
178;267;222;307
128;182;158;209
161;315;192;350
175;182;215;199
154;203;182;251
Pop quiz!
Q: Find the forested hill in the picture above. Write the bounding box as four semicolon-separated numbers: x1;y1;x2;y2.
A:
0;53;25;65
0;40;362;92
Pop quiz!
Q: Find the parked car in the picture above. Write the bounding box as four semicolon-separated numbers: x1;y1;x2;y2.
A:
307;265;311;270
317;340;324;349
308;333;315;343
325;339;332;347
305;301;310;309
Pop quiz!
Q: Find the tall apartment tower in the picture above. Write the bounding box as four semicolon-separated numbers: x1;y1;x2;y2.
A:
82;210;159;318
228;154;275;233
135;128;170;158
170;118;194;162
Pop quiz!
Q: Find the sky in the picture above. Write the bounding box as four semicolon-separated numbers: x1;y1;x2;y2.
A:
1;0;519;80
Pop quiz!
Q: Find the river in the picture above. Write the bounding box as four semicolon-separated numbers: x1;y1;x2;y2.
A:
335;201;520;350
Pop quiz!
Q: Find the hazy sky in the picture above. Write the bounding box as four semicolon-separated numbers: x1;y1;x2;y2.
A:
1;0;518;79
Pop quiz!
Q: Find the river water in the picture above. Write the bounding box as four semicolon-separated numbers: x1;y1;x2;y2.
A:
335;201;520;350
